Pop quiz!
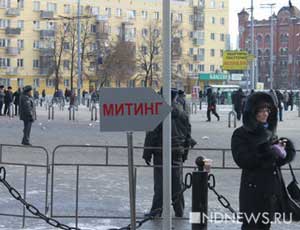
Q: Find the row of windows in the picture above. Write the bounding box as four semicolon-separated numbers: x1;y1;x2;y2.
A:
210;16;226;25
188;63;219;72
0;0;24;8
189;48;224;57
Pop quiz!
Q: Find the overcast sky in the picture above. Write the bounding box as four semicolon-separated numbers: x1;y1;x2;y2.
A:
229;0;300;48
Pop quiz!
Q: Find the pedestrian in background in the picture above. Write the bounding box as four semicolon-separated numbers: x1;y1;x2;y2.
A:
13;88;21;116
143;88;193;218
0;85;4;116
4;86;13;115
206;88;219;122
288;90;294;111
177;89;186;112
231;92;296;230
275;89;284;122
283;90;289;111
19;86;35;146
232;88;245;121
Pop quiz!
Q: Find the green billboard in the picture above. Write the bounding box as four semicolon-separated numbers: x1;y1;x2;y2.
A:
198;73;229;81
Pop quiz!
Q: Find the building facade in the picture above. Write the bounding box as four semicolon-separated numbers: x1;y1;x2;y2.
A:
238;4;300;89
0;0;229;94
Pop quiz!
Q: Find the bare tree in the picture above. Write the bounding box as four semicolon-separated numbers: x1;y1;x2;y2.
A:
136;21;161;88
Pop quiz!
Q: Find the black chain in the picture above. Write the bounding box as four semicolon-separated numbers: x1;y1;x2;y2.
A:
172;172;192;206
0;167;80;230
207;173;238;219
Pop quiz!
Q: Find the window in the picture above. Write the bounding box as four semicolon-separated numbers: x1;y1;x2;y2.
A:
210;33;215;40
153;63;159;71
64;80;69;87
220;49;224;57
220;33;225;41
210;49;215;57
177;64;182;72
0;58;10;67
142;28;148;37
33;40;40;49
33;78;40;88
90;24;96;33
189;48;194;55
265;35;271;46
0;19;10;28
47;3;57;13
128;10;136;20
0;39;10;47
64;4;71;14
17;0;24;8
46;79;54;87
116;8;122;17
33;60;39;68
142;11;148;19
91;7;99;16
63;42;70;50
189;15;194;24
220;17;225;25
17;20;24;30
141;46;147;55
257;35;263;46
210;65;215;72
17;39;24;49
115;80;121;88
189;64;194;72
17;78;24;87
0;0;10;8
210;0;216;8
33;20;40;30
105;8;111;17
198;64;205;72
33;1;40;11
154;12;160;20
153;46;159;55
211;17;215;24
17;59;23;67
63;60;70;70
177;13;183;22
220;1;225;8
127;80;135;88
47;21;55;30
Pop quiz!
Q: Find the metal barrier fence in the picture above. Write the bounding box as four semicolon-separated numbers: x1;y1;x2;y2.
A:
0;144;50;228
1;145;300;229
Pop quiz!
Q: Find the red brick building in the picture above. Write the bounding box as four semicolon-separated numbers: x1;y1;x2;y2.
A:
238;4;300;89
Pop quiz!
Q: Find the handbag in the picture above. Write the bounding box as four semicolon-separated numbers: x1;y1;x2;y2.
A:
279;163;300;221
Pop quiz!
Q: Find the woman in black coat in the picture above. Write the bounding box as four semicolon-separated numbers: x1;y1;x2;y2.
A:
231;92;296;230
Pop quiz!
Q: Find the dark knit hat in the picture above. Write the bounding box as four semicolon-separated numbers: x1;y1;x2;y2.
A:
23;85;32;93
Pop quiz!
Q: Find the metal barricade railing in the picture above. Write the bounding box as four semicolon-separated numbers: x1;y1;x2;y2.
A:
91;105;98;121
48;104;54;120
69;106;75;121
228;111;237;128
0;144;50;228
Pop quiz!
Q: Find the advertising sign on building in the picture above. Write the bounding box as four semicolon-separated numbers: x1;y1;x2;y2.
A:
223;51;249;70
199;73;229;81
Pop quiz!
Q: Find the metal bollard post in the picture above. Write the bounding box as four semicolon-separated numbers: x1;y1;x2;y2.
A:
228;111;237;128
69;106;75;121
8;103;15;118
91;105;98;121
191;156;208;230
48;105;54;120
199;99;202;110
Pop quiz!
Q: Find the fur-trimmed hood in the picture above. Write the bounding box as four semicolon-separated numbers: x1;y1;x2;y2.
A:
242;92;278;134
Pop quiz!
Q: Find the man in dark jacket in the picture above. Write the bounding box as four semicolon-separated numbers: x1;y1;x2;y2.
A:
0;85;4;115
206;88;219;122
19;85;35;145
232;88;245;121
231;92;296;230
13;88;21;116
4;86;13;115
288;90;294;111
143;89;194;218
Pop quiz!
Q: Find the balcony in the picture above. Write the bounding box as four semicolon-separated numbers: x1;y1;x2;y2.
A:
6;8;20;17
6;47;20;56
5;27;21;36
96;15;108;22
6;67;18;75
193;54;205;61
39;48;54;56
40;11;54;19
40;30;55;39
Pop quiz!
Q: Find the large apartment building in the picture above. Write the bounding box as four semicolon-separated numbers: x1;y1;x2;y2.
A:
0;0;229;94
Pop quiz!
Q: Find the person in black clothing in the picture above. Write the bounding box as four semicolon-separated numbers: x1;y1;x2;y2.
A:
143;89;195;218
13;88;21;116
4;86;13;115
288;90;294;111
232;88;245;121
19;86;35;145
231;92;296;230
0;85;4;115
206;88;219;122
275;90;284;121
177;89;186;112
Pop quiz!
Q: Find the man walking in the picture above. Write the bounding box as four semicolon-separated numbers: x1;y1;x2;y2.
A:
19;86;35;146
206;88;220;122
4;86;13;115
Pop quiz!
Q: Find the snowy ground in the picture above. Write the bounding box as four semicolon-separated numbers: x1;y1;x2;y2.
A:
0;102;300;230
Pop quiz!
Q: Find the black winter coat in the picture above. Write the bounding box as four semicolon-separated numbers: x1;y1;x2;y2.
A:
19;93;35;122
231;92;296;220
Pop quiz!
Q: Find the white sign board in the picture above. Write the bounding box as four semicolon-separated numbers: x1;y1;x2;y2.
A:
99;88;172;132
